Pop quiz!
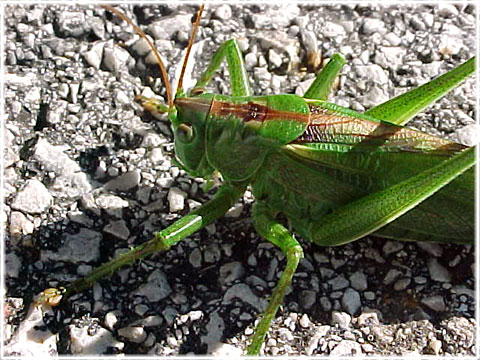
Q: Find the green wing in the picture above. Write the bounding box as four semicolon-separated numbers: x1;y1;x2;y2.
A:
254;102;474;244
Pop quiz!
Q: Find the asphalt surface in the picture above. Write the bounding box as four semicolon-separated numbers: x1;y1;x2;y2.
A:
3;3;477;357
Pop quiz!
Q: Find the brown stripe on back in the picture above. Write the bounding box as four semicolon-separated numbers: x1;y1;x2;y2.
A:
293;104;467;153
210;100;310;124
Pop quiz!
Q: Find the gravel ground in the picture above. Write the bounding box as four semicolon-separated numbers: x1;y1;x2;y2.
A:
3;2;477;357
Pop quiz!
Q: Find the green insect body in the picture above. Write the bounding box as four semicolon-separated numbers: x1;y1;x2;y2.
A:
173;92;474;246
38;5;476;356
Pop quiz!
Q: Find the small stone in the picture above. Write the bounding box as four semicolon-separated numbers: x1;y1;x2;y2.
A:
5;252;22;278
200;311;225;353
429;338;442;355
394;278;411;291
298;290;316;310
104;311;119;331
384;32;401;46
103;44;131;72
421;295;446;312
371;325;394;344
361;86;389;108
156;177;174;188
140;315;163;327
222;283;267;312
143;333;156;348
46;100;68;124
416;242;443;257
204;243;221;263
225;203;243;217
104;170;141;191
188;310;203;321
210;343;243;357
41;228;102;263
168;187;187;212
219;261;245;285
57;11;87;37
330;340;362;356
382;241;404;256
323;22;346;38
437;4;459;17
364;291;375;301
107;167;118;179
149;148;164;163
342;288;361;315
130;35;154;56
410;14;426;31
314;252;329;263
4;295;59;356
299;314;311;328
349;271;367;291
414;276;427;284
295;78;315;97
134;304;150;317
166;335;177;347
330;257;346;269
268;48;282;68
69;83;79;103
306;325;330;355
114;89;130;105
133;269;172;302
331;311;351;329
383;269;402;285
148;14;192;40
439;35;463;56
117;326;147;344
189;248;202;268
214;4;232;20
450;124;479;146
364;248;385;263
427;259;451;282
328;275;349;291
103;220;130;240
244;52;257;70
70;323;123;354
354;64;388;85
451;285;475;298
361;18;386;35
253;67;271;82
142;131;164;148
11;179;52;214
357;312;380;326
319;296;332;311
58;83;69;98
9;211;34;239
362;343;374;353
95;193;129;218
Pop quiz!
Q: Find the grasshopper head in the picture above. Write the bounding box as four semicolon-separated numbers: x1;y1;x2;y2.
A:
170;96;214;178
104;5;212;178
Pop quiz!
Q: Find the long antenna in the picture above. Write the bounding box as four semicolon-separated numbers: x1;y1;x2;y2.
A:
176;4;205;96
101;5;173;109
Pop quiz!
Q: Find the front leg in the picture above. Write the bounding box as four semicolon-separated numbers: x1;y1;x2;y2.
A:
192;39;252;97
137;38;252;116
37;183;245;304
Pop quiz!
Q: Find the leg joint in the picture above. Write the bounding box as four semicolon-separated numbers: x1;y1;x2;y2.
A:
286;244;304;263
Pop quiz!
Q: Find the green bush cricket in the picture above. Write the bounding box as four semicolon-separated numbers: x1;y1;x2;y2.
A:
30;3;477;356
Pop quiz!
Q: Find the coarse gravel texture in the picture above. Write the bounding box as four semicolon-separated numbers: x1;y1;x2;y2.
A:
3;2;477;358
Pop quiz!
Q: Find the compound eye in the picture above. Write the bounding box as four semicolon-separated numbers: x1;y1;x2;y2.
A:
191;87;205;96
176;123;194;143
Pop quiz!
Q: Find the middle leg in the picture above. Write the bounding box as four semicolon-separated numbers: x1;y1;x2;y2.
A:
247;202;304;355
